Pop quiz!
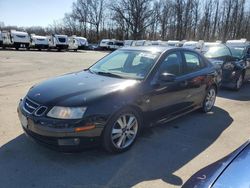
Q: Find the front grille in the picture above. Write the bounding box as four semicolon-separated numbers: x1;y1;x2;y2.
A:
23;98;39;114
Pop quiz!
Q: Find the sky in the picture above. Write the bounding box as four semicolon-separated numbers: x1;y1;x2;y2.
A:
0;0;76;27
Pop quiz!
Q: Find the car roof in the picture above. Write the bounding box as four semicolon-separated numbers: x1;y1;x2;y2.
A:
119;46;175;53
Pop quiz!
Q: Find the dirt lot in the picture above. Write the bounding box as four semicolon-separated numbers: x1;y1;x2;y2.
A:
0;50;249;188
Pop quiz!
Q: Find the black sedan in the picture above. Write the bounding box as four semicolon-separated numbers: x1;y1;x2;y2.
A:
183;141;250;188
204;44;250;90
18;46;219;153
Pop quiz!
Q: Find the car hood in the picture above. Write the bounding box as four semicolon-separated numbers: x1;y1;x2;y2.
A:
27;71;139;106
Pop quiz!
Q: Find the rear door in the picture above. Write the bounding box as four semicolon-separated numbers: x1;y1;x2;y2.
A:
181;50;209;107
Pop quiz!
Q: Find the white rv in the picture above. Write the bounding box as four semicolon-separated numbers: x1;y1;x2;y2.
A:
48;34;68;51
202;41;222;53
68;36;88;51
226;39;249;46
167;40;180;47
0;31;3;47
2;30;30;50
124;40;134;47
29;34;49;50
183;41;204;51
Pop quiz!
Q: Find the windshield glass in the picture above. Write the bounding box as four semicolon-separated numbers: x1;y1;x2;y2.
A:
228;46;245;58
204;46;231;58
90;50;160;80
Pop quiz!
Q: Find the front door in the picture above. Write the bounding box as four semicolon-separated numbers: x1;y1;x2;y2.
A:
147;51;191;123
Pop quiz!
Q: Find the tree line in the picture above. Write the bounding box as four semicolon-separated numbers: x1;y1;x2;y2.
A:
1;0;250;43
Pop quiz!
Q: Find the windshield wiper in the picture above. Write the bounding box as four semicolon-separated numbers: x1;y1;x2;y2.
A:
96;71;124;78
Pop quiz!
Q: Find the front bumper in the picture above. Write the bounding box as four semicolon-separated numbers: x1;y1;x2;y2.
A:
17;100;104;152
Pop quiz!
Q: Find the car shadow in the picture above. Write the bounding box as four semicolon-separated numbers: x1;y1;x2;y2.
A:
218;81;250;101
0;106;232;188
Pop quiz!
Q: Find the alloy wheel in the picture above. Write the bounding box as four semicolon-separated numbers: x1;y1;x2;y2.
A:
111;114;138;149
205;88;216;111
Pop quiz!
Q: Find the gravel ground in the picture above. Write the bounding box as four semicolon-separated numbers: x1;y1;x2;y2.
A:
0;50;249;188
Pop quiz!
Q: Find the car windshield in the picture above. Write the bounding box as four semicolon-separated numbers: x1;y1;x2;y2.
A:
204;46;230;58
228;46;245;58
90;50;160;80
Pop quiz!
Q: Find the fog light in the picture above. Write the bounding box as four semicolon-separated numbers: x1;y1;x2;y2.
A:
58;138;80;146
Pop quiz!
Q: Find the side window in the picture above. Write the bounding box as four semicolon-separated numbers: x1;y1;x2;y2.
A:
184;52;204;73
158;52;183;76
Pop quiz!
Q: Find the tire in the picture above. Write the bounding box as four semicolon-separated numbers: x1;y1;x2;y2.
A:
102;107;142;153
74;49;77;52
201;86;217;113
234;73;243;91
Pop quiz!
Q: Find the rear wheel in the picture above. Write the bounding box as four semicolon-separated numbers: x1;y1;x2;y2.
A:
201;86;216;113
234;73;243;91
102;108;141;153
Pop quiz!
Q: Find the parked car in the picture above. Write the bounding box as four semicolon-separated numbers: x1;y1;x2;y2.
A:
183;140;250;188
68;36;88;51
29;34;49;50
17;46;218;153
204;44;250;90
47;34;69;51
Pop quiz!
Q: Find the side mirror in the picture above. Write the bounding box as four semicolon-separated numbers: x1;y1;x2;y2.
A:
159;72;176;82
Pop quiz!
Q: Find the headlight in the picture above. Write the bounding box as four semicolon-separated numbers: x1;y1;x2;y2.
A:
47;106;87;119
223;62;235;70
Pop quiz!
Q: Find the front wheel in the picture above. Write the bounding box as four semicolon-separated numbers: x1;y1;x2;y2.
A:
201;86;216;113
102;108;141;153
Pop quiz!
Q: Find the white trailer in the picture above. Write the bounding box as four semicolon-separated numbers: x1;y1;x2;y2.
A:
48;34;68;51
29;34;49;50
68;36;88;51
0;31;3;47
2;30;30;50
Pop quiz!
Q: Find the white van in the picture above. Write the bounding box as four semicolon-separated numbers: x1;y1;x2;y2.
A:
2;30;30;50
99;39;114;50
29;34;49;50
107;40;124;50
68;36;88;51
48;34;68;51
